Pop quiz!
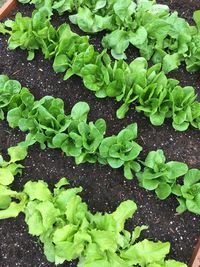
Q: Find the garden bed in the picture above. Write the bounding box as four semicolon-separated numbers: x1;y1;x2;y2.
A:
0;0;200;266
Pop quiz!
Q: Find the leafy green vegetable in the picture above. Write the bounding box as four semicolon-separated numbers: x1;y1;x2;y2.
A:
16;0;200;72
99;123;142;179
1;75;200;216
0;175;187;266
1;14;200;131
175;169;200;214
0;75;142;179
0;145;28;218
121;239;170;266
0;145;27;186
137;150;188;200
136;150;200;215
0;185;27;219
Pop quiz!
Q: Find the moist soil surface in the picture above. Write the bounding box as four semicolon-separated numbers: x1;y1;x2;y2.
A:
0;1;200;266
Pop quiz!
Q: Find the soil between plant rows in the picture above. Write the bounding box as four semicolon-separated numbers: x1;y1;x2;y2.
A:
0;1;200;266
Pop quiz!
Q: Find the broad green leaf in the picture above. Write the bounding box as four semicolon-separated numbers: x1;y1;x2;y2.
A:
0;168;14;186
112;200;137;232
71;102;90;121
141;178;159;190
121;239;170;265
184;169;200;186
90;230;117;252
7;107;22;128
53;54;68;73
166;162;188;179
129;26;147;46
0;195;11;209
24;180;52;201
162;54;180;73
8;145;28;163
155;183;172;200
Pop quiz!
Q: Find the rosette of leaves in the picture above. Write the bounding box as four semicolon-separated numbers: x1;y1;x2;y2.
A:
69;6;114;34
6;87;35;127
99;123;142;179
52;24;129;99
101;1;169;60
8;95;71;149
132;61;191;130
0;11;58;60
52;102;106;164
132;60;200;131
0;145;28;219
169;85;198;131
137;150;188;200
69;0;136;34
130;59;171;126
52;0;78;14
0;75;22;119
131;3;191;73
173;169;200;215
80;52;130;99
116;59;166;120
79;50;112;98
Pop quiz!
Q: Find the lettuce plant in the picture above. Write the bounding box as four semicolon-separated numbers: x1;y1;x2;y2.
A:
174;169;200;215
99;123;142;179
52;103;106;164
137;150;188;200
0;75;22;119
137;151;200;215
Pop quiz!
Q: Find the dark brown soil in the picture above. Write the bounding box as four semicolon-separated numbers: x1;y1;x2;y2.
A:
0;1;200;266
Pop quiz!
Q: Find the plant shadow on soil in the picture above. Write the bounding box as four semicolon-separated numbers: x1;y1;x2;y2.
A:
0;1;200;266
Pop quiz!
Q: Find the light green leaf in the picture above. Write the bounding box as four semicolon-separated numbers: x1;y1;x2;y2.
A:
24;180;52;201
71;102;90;121
0;168;14;186
8;145;28;163
155;183;172;200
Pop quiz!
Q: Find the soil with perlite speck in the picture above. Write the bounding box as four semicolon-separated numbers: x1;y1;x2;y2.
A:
0;1;200;266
